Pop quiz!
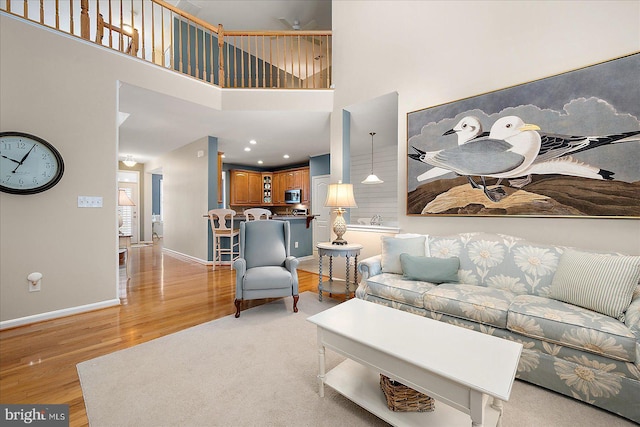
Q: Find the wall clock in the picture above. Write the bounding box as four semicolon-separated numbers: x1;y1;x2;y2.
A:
0;131;65;195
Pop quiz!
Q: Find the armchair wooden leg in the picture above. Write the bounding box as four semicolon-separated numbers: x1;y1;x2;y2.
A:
293;295;299;313
234;299;242;318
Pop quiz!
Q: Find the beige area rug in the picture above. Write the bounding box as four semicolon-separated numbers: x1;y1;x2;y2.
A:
77;293;635;426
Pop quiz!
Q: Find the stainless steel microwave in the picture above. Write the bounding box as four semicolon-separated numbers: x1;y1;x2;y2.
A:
285;189;301;204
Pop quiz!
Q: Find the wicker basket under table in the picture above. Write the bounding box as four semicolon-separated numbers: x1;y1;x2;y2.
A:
380;374;435;412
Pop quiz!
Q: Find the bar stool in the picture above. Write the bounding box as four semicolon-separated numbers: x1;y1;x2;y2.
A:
244;208;272;221
208;209;240;270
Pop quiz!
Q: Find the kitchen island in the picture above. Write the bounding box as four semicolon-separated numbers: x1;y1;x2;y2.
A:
204;214;316;259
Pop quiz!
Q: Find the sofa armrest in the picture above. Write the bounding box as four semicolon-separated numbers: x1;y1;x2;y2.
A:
232;258;246;299
358;255;382;281
625;287;640;340
285;256;300;295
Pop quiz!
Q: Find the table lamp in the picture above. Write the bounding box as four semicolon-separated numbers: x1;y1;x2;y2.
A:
324;181;357;245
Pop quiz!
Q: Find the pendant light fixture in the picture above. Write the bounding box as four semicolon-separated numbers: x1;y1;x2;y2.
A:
361;132;383;184
122;155;137;167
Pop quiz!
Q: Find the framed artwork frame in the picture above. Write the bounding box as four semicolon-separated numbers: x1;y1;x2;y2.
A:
407;52;640;218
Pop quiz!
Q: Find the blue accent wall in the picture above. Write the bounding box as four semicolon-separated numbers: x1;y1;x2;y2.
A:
310;154;330;177
173;19;300;87
207;136;219;261
152;174;162;215
288;219;313;257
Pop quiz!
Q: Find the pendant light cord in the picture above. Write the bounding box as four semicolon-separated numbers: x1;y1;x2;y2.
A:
369;132;376;173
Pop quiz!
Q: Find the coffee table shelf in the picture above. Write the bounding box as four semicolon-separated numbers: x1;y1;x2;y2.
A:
325;359;500;427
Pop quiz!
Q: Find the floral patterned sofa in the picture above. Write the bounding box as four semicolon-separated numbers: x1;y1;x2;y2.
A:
356;232;640;423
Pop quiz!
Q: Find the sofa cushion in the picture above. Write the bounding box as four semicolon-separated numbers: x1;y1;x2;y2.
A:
508;294;637;363
381;236;426;274
423;284;517;328
365;273;435;308
428;233;562;297
550;249;640;322
400;254;459;284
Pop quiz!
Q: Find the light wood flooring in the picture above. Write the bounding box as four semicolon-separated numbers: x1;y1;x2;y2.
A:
0;242;330;427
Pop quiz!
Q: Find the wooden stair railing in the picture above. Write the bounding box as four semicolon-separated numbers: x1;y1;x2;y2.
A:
1;0;332;89
96;13;139;56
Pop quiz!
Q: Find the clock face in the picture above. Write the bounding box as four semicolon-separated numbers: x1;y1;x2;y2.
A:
0;132;65;195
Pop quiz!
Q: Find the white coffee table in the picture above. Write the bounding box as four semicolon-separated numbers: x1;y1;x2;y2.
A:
307;299;522;426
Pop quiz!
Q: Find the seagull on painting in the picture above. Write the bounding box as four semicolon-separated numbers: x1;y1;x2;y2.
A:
442;116;489;143
414;116;542;201
410;115;640;186
508;129;640;186
413;116;488;181
519;156;614;183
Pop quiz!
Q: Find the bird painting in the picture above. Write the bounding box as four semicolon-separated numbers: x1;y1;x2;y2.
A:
405;53;639;217
410;116;541;201
410;115;640;195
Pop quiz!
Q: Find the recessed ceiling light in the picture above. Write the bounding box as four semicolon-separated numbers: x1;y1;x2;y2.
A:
249;139;257;145
283;154;290;159
244;147;251;152
257;160;263;164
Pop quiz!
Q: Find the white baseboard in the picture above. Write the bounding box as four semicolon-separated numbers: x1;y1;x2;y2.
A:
162;247;208;265
0;298;121;330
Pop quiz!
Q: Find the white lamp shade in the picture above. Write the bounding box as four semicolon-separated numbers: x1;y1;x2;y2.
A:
324;183;357;208
118;189;136;206
361;174;384;184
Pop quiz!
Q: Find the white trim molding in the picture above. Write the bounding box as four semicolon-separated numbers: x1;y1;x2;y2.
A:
347;224;400;234
162;248;208;265
0;298;121;330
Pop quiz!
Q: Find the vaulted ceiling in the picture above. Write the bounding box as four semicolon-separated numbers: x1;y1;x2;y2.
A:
119;0;335;168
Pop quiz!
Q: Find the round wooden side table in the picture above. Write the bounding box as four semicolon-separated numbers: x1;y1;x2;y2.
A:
316;242;363;302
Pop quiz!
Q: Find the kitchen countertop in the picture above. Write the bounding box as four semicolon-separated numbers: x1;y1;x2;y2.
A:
203;214;317;227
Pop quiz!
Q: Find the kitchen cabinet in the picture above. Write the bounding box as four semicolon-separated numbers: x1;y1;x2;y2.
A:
301;168;310;204
272;173;284;204
248;172;262;204
282;169;302;191
231;166;310;206
230;170;262;205
262;173;273;204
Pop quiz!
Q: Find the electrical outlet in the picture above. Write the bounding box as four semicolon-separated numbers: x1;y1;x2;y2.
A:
294;241;299;248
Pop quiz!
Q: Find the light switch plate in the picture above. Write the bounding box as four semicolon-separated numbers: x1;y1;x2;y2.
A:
78;196;103;208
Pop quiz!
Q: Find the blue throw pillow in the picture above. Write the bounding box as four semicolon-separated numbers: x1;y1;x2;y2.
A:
399;253;459;284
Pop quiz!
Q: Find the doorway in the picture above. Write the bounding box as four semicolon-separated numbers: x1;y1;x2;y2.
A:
312;174;331;252
118;174;140;244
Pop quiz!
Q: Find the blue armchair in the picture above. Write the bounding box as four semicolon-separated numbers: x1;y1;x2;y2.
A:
232;220;299;318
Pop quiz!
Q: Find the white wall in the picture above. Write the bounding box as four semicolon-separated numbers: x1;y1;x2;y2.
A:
160;138;210;262
332;0;640;255
0;14;332;325
350;144;398;224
